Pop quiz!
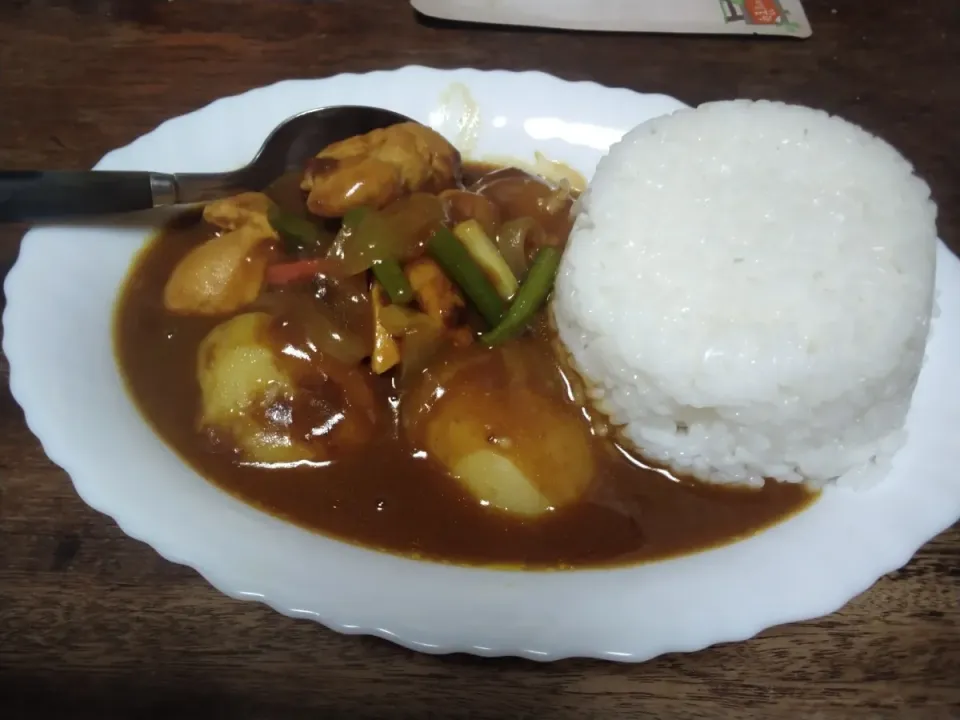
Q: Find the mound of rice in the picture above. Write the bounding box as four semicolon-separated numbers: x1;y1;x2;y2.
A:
552;100;938;489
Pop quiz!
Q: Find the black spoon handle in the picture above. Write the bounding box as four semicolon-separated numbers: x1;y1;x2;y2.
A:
0;171;170;222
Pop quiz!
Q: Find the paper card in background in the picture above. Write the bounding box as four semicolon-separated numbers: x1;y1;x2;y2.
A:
412;0;812;38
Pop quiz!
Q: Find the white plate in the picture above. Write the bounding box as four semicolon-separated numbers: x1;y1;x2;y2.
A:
4;67;960;662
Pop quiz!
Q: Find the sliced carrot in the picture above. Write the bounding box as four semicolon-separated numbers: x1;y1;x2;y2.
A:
264;258;347;285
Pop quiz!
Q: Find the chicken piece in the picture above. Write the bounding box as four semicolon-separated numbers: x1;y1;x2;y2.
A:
370;283;401;374
163;193;278;316
404;257;465;328
163;225;274;315
301;122;460;217
203;192;276;232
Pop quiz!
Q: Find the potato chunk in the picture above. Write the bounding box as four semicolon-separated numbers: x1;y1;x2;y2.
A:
301;123;460;217
197;312;313;464
197;312;379;465
406;344;594;517
424;388;594;516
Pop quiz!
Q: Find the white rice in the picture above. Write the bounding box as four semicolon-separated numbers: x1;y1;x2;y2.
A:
552;100;938;489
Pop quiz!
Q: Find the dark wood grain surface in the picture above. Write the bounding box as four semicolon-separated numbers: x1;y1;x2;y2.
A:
1;1;958;717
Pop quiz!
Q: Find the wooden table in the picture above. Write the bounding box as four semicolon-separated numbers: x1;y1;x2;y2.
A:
1;1;958;717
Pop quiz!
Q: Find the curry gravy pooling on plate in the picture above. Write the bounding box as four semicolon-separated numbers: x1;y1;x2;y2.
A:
114;122;815;569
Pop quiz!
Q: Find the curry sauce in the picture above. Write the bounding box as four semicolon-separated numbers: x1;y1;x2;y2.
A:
114;163;815;569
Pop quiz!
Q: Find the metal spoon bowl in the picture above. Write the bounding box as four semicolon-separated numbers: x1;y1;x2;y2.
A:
0;106;415;222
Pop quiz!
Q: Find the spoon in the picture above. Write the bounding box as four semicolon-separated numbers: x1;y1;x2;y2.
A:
0;106;415;222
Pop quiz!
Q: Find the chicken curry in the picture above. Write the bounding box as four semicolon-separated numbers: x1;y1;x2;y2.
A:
115;121;814;568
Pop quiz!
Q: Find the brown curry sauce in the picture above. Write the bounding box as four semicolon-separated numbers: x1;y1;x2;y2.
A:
114;163;815;569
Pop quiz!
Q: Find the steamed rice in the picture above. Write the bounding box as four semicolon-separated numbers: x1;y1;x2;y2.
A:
552;100;938;489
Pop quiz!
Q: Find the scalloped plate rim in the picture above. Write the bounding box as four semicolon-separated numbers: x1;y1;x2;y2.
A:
4;66;959;662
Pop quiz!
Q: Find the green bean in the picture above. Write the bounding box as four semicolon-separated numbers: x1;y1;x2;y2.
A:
453;219;519;301
371;259;414;305
427;227;505;327
480;247;561;346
